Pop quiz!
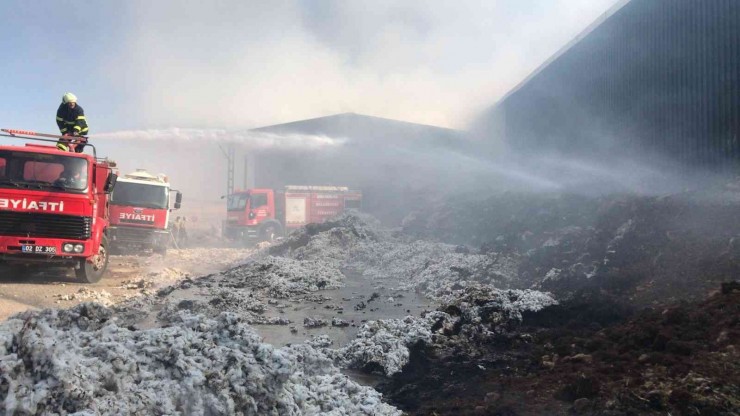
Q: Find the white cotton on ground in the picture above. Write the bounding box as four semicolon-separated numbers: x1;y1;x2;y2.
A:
0;303;400;416
268;212;521;300
329;312;449;377
247;213;557;377
326;285;557;377
348;240;519;299
438;284;559;323
219;256;346;299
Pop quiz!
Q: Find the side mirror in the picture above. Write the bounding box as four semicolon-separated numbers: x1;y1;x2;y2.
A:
104;173;117;194
174;191;183;209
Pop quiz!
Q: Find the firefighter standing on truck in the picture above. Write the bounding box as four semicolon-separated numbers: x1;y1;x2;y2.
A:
56;92;89;153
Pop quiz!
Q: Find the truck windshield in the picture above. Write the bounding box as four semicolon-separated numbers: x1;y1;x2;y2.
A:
0;150;89;192
111;182;169;209
227;193;249;211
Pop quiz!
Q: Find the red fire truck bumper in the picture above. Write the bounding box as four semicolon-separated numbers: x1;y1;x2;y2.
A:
223;224;259;241
0;236;93;262
109;226;170;250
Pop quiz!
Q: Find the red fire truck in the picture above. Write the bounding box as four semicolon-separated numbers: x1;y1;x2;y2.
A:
0;129;118;283
108;169;182;255
224;185;362;243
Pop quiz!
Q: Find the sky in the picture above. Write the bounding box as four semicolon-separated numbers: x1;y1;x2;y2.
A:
0;0;619;135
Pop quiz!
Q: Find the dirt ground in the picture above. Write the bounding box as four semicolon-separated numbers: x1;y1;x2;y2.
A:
0;247;254;321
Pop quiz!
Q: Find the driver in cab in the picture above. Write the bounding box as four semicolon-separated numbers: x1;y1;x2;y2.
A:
55;161;87;188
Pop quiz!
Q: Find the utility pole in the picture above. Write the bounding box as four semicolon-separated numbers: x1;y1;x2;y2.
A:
243;154;249;189
218;142;235;197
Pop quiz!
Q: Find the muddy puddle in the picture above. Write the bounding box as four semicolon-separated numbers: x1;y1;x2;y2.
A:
253;272;434;347
133;270;434;349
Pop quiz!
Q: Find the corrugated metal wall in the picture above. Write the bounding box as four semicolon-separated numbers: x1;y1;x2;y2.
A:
489;0;740;170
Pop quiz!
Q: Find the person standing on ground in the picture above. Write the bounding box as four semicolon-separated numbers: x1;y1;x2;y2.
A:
56;92;89;153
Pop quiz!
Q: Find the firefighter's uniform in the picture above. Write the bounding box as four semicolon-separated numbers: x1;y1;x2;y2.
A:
56;103;89;136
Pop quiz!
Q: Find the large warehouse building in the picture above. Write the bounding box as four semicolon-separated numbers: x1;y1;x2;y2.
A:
230;113;473;223
479;0;739;171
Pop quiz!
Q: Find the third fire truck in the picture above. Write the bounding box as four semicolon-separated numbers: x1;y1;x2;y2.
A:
224;185;362;243
108;169;182;255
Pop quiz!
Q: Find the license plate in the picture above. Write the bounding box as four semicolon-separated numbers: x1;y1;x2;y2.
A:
21;245;57;254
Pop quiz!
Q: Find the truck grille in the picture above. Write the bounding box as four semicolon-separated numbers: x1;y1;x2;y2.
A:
114;226;157;243
120;218;155;225
0;212;92;240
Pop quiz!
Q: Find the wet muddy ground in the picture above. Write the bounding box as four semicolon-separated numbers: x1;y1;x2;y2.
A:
125;267;434;347
254;272;433;347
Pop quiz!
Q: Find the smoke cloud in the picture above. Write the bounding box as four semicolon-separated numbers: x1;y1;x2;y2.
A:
90;0;618;131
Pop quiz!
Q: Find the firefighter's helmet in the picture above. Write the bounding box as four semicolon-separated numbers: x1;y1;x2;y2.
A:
62;92;77;104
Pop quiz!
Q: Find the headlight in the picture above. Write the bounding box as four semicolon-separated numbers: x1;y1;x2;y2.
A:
63;243;74;253
74;244;84;253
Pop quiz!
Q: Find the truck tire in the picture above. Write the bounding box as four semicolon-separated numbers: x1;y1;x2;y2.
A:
76;236;110;284
154;244;167;256
260;222;282;243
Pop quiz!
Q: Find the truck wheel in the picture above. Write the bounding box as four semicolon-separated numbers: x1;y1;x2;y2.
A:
154;244;167;256
260;223;281;243
76;236;109;284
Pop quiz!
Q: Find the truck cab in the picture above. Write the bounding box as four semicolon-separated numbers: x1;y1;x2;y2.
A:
108;169;182;255
225;188;277;242
0;141;117;283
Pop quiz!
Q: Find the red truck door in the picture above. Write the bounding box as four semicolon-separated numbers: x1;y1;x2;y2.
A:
247;190;273;225
94;164;111;221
